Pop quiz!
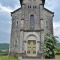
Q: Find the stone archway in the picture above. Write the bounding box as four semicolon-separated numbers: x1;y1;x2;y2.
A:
24;32;40;57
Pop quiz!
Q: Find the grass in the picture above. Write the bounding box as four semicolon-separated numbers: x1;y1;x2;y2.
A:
0;55;60;60
0;56;18;60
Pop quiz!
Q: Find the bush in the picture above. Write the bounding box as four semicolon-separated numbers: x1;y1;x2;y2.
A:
44;33;57;59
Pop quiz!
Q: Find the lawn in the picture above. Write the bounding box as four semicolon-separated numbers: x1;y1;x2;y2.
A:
0;56;18;60
0;55;60;60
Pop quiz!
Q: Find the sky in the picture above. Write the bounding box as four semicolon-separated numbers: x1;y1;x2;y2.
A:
0;0;60;43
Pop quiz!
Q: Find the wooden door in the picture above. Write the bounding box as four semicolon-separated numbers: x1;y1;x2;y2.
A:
27;40;36;57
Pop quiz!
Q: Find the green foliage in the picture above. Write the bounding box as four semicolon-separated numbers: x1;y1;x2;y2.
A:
0;43;9;50
44;33;57;59
0;43;9;53
0;56;18;60
56;47;60;53
55;42;60;54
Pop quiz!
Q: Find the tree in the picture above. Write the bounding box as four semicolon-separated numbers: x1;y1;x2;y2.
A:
44;33;57;59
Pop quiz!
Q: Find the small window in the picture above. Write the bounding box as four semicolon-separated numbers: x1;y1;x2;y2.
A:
16;21;18;26
33;6;36;8
28;6;29;8
30;6;31;8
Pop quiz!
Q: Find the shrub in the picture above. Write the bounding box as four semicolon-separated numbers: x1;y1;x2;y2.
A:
44;33;57;59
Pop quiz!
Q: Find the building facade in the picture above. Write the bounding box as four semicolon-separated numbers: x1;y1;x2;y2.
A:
10;0;54;59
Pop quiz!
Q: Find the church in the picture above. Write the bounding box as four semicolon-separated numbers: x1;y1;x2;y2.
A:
10;0;54;59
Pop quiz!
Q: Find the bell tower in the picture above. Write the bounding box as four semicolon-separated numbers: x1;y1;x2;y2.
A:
18;0;45;58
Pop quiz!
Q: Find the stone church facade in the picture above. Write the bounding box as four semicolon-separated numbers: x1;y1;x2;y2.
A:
10;0;54;59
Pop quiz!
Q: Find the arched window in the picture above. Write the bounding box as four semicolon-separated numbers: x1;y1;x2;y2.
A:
30;15;35;29
16;21;18;26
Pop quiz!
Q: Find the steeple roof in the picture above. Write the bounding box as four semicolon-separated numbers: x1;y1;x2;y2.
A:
20;0;45;6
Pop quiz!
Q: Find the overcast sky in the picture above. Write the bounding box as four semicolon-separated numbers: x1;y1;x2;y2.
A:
0;0;60;43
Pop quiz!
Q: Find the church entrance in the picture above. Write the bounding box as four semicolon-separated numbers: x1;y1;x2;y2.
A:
27;40;36;57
